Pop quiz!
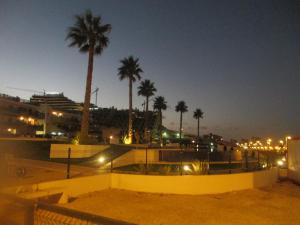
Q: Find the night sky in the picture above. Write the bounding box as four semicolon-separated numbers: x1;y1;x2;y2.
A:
0;0;299;140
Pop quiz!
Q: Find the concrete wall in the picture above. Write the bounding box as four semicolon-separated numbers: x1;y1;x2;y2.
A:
111;168;278;195
112;149;160;168
14;174;111;199
288;138;300;183
50;144;109;158
14;168;278;201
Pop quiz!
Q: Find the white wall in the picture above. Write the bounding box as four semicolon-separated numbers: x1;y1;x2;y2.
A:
111;168;278;195
50;144;109;158
288;139;300;183
14;168;278;201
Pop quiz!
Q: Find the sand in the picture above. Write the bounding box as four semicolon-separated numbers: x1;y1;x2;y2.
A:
66;181;300;225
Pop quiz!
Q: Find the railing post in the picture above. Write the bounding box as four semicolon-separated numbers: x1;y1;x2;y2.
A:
257;150;260;169
145;147;148;174
245;150;249;171
228;150;232;174
24;203;35;225
110;154;113;173
67;147;71;179
207;150;210;174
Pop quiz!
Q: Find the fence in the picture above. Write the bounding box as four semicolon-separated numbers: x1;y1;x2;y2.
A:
111;148;279;175
0;194;135;225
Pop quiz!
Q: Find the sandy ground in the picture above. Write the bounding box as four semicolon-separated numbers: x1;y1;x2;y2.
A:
66;181;300;225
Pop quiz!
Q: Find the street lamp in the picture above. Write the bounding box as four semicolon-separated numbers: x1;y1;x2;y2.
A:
285;136;292;150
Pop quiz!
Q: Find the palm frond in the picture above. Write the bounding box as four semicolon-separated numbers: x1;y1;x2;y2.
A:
66;10;111;55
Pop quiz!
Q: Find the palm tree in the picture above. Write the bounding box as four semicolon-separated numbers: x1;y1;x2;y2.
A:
193;108;204;142
118;56;143;143
175;101;188;140
138;79;157;142
66;10;111;143
153;96;167;144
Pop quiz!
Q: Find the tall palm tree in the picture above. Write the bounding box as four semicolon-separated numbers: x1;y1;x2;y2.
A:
66;10;111;143
118;56;143;143
193;108;204;142
138;79;157;142
175;101;188;140
153;96;167;144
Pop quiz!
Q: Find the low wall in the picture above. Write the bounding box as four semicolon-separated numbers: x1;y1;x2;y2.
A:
12;174;111;199
12;168;278;201
111;168;278;195
50;144;109;158
288;139;300;183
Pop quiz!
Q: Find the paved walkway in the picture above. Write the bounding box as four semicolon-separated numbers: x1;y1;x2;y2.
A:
1;158;102;188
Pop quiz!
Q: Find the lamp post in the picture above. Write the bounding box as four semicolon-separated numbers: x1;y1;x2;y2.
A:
285;136;291;150
267;138;272;151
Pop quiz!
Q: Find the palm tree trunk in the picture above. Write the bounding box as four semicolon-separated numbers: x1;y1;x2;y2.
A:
159;110;162;145
80;44;94;143
197;117;200;141
144;96;149;142
128;78;133;143
179;112;182;140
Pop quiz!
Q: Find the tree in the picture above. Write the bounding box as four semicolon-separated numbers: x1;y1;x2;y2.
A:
66;10;111;143
175;101;188;140
118;56;143;143
193;108;204;142
153;96;167;144
138;79;157;142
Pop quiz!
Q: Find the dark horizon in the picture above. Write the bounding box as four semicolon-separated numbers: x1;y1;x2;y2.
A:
0;0;299;140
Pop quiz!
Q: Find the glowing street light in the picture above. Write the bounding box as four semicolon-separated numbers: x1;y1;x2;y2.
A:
285;136;292;150
183;165;190;171
98;156;105;163
162;132;167;137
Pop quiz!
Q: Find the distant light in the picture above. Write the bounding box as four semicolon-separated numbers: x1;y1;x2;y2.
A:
277;160;284;166
7;128;12;132
286;136;292;140
183;165;190;171
98;157;105;163
210;148;213;152
51;132;57;135
109;135;113;139
282;157;286;162
123;135;131;144
176;133;180;138
192;140;195;143
210;142;213;146
46;92;60;95
19;116;24;121
163;132;167;137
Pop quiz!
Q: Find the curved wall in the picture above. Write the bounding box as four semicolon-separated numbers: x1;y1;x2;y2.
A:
111;168;278;195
